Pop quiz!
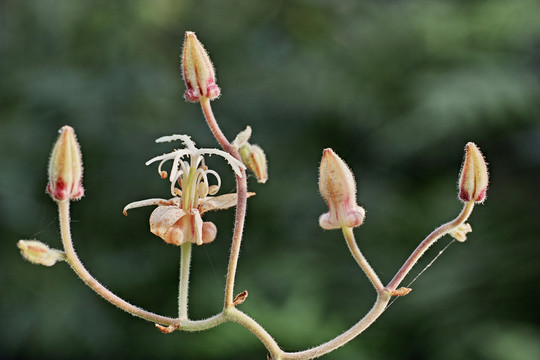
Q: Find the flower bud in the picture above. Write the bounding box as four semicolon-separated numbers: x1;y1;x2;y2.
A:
17;240;65;267
181;31;220;102
318;148;365;230
239;144;268;184
458;142;488;203
449;223;472;242
233;126;268;184
46;126;84;202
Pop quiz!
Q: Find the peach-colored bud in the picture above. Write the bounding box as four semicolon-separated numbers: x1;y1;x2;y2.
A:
318;148;365;230
181;31;220;102
458;142;488;203
46;126;84;202
17;240;65;267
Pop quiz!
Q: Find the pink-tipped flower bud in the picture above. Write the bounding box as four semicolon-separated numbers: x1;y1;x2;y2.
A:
458;142;488;203
46;125;84;202
181;31;220;102
318;148;365;230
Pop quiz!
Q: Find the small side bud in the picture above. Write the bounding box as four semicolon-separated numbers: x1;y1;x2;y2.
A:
17;240;65;267
318;148;365;230
239;144;268;184
46;126;84;202
233;126;268;183
458;142;488;203
181;31;220;102
449;223;472;242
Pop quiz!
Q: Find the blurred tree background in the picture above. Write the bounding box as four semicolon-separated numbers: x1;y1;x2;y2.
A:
1;0;539;359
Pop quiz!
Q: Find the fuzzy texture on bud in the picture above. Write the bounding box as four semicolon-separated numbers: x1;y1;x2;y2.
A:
17;240;65;267
458;142;488;203
181;31;220;102
318;148;365;230
233;127;268;184
46;126;84;202
239;144;268;184
449;223;472;242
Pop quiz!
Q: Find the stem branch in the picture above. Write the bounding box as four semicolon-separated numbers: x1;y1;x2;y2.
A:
386;201;475;291
342;226;384;292
282;291;391;360
225;308;283;359
58;200;176;325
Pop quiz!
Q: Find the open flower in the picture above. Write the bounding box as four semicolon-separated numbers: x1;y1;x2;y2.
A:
124;135;248;246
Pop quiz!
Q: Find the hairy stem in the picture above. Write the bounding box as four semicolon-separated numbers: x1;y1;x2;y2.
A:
200;97;248;309
225;308;283;359
281;291;391;360
179;242;192;320
58;200;177;325
342;226;384;292
200;97;235;154
386;201;475;291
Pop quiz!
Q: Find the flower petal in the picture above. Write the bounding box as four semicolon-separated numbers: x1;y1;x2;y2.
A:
123;198;179;215
199;192;255;214
150;206;186;243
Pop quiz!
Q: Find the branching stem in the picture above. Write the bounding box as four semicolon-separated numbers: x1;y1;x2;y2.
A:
51;95;479;360
58;200;177;325
386;201;475;291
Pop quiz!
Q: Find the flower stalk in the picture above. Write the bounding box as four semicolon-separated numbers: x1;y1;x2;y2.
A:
17;30;491;360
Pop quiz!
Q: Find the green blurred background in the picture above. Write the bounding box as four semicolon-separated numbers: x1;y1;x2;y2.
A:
1;0;539;359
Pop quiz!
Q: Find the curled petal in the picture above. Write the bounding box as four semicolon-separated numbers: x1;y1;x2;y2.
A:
123;198;179;215
145;145;245;178
155;134;196;150
199;192;255;214
149;206;187;245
